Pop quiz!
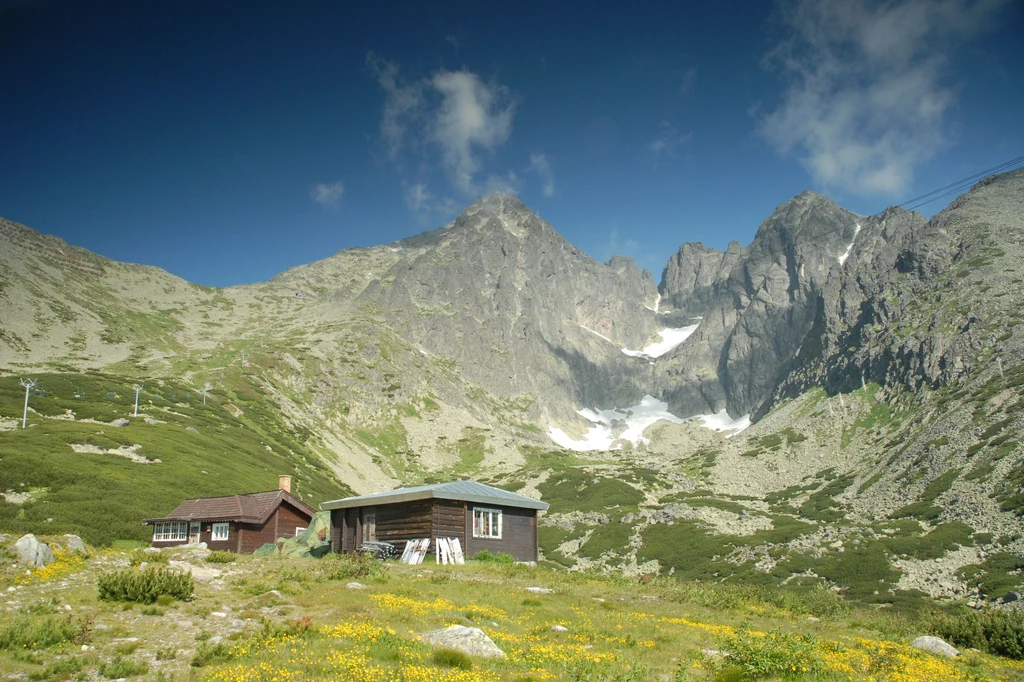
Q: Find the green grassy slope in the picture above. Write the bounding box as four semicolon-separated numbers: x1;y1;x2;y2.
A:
0;372;350;546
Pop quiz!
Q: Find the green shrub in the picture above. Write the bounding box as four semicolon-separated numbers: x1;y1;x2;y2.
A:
129;549;168;566
926;609;1024;660
99;656;149;678
715;629;824;679
473;550;515;564
322;552;386;581
97;567;194;604
432;648;473;670
205;550;236;563
33;655;83;680
191;642;234;667
0;615;92;650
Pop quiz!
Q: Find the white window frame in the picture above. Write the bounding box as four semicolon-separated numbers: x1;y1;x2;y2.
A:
294;527;306;537
152;521;188;542
212;523;230;542
472;507;502;539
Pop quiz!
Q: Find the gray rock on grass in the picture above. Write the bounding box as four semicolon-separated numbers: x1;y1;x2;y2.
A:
420;625;505;658
911;636;959;658
14;534;54;566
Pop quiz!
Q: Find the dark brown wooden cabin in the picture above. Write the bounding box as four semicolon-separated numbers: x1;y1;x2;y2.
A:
321;480;549;562
143;476;315;553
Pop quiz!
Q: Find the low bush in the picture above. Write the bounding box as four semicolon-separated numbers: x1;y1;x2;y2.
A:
129;549;168;566
205;550;236;563
715;629;824;679
432;648;473;670
0;614;92;650
191;642;234;668
31;655;83;680
926;608;1024;660
97;567;194;604
473;550;515;564
99;655;149;678
322;552;386;581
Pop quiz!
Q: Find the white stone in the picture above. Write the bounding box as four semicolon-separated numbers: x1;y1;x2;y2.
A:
551;625;568;632
346;582;368;590
420;625;505;659
912;636;959;658
211;612;227;618
525;586;553;594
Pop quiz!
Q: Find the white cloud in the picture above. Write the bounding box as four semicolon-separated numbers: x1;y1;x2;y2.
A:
310;181;345;207
680;66;697;94
528;153;555;197
647;121;693;158
368;53;521;204
430;70;516;194
405;183;433;213
366;52;424;158
759;0;1007;196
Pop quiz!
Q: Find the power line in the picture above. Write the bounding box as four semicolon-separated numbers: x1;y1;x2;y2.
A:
726;153;1024;274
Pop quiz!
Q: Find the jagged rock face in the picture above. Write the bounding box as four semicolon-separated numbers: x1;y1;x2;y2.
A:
654;191;864;417
359;194;661;419
759;171;1024;417
660;241;745;316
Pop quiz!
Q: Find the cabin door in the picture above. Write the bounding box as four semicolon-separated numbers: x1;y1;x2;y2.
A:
189;522;201;545
361;507;377;543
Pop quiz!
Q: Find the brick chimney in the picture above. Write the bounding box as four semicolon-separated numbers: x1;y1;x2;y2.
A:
278;475;292;493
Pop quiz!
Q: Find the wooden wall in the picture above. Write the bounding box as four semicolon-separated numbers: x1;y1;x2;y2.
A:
330;499;537;561
464;505;538;562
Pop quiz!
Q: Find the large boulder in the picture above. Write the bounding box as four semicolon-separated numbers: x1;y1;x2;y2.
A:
14;534;54;567
420;625;505;659
911;636;959;658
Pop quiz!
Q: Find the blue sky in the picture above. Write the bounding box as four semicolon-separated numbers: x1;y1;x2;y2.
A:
2;0;1021;286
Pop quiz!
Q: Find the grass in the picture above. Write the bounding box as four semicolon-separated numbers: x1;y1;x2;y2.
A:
2;548;1024;681
0;372;350;546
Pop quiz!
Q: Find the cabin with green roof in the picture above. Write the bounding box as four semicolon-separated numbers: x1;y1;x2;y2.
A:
320;480;549;562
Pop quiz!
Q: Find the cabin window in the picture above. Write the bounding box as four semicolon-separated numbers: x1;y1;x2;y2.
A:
152;521;188;542
294;527;306;537
472;507;502;539
212;523;230;541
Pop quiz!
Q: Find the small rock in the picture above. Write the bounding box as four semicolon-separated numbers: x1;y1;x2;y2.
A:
208;636;223;645
211;612;227;618
186;427;199;433
63;604;72;611
551;625;568;632
1003;591;1021;604
911;636;959;658
591;598;606;603
346;582;368;590
231;619;246;628
806;616;820;623
420;625;505;658
110;418;130;427
143;547;162;554
259;590;284;600
702;649;728;658
61;535;88;554
525;587;553;594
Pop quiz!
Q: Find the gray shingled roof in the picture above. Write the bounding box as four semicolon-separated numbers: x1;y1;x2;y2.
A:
320;480;549;511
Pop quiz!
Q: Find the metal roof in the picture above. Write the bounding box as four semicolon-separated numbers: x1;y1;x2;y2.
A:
320;480;549;511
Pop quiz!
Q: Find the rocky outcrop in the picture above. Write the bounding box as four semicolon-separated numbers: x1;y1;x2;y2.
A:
14;534;54;567
660;241;745;316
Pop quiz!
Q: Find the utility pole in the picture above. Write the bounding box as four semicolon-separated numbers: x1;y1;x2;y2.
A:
202;383;211;405
19;378;36;429
133;384;143;417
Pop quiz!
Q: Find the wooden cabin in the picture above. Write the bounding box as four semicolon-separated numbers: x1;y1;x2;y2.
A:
143;476;315;553
321;480;549;562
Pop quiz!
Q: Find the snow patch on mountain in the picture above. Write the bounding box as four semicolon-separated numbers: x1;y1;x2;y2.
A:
838;223;861;265
694;410;751;437
548;395;687;451
622;323;700;359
